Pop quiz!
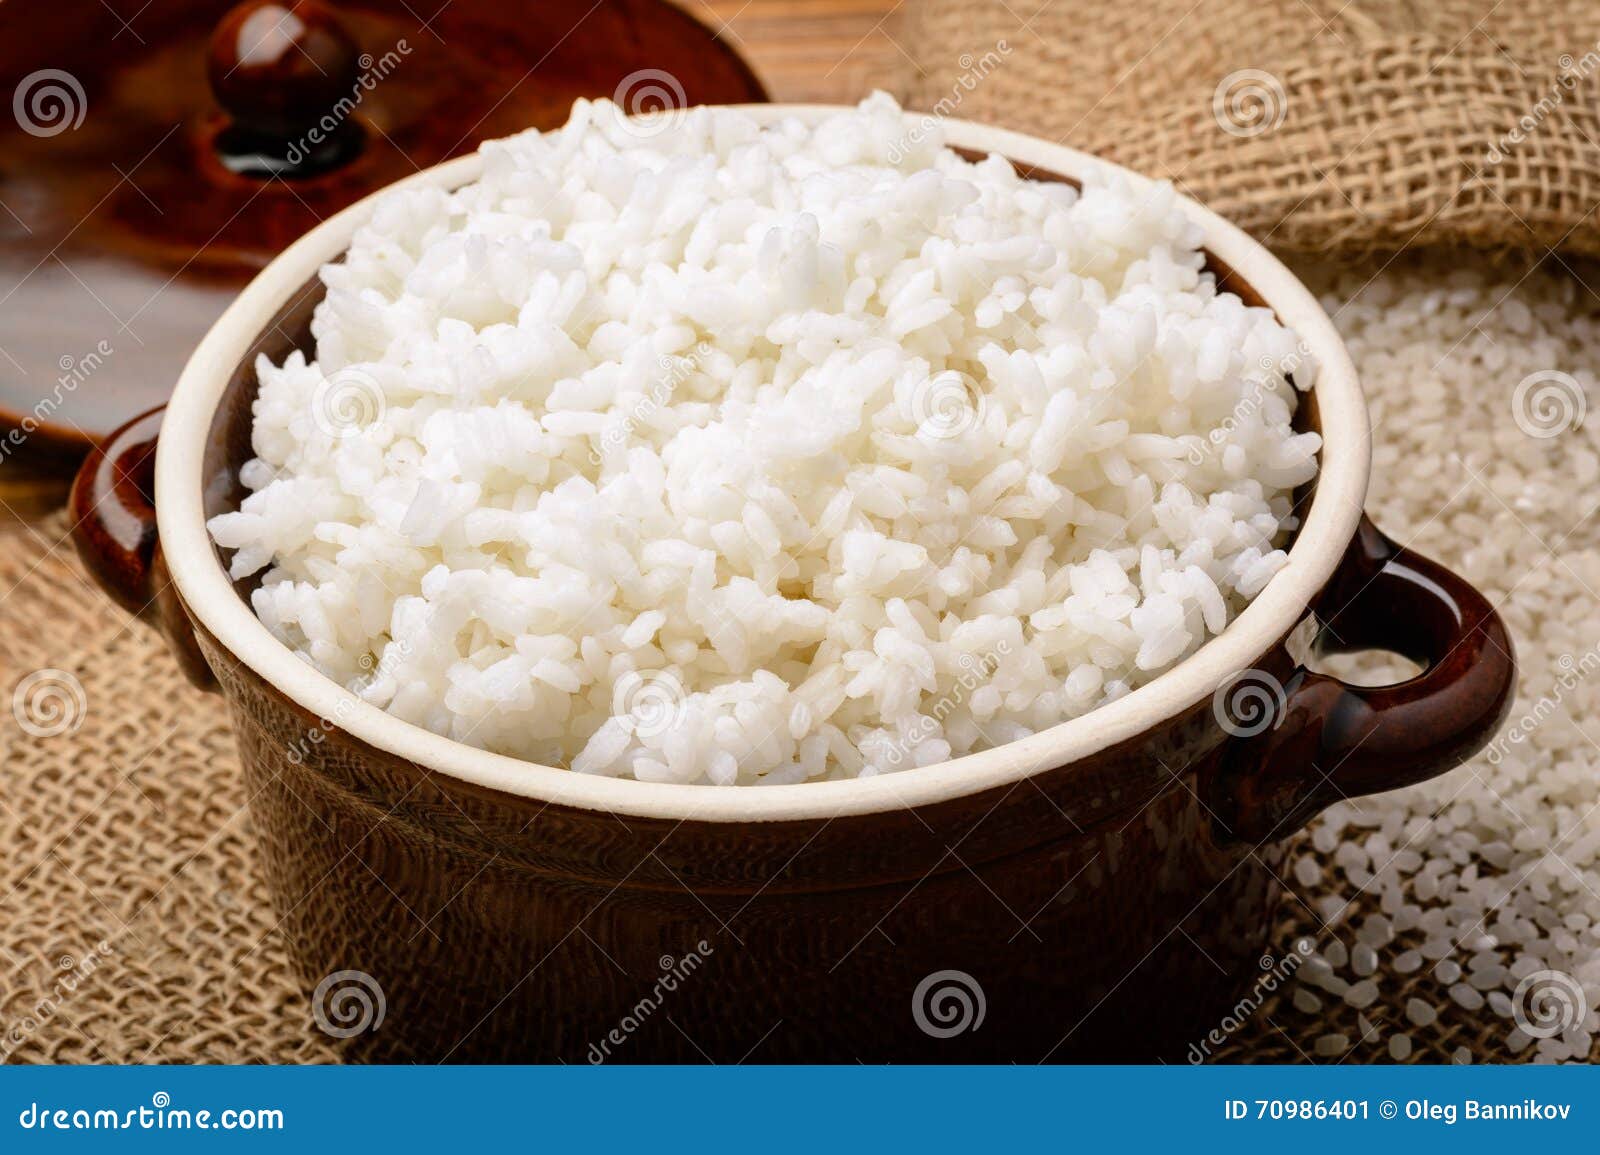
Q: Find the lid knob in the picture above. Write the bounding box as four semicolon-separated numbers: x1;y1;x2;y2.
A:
207;0;365;176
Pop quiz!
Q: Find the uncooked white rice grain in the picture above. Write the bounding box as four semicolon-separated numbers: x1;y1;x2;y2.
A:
1276;257;1600;1064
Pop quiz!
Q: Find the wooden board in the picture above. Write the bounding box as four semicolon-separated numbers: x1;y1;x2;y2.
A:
0;0;908;513
686;1;910;104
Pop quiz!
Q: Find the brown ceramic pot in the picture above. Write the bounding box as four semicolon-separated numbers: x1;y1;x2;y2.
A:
70;109;1515;1063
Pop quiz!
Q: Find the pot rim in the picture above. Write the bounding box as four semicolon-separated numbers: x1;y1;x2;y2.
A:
155;104;1370;823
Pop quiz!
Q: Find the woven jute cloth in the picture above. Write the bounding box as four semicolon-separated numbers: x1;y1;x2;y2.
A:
0;515;338;1063
905;0;1600;258
0;495;1532;1064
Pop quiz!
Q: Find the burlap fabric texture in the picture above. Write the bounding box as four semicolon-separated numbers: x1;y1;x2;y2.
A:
0;506;1522;1063
0;514;338;1063
905;0;1600;258
5;0;1591;1058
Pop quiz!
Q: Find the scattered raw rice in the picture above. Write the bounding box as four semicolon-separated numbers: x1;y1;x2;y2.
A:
1265;257;1600;1063
1343;979;1379;1009
1405;997;1438;1028
1357;915;1393;947
1314;1033;1349;1057
1293;855;1321;888
1449;983;1485;1011
1292;988;1321;1014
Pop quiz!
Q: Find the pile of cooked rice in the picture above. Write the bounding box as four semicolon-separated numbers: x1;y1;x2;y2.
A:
208;93;1320;784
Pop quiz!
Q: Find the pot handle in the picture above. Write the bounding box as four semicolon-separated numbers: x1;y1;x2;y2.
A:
69;406;218;691
1209;515;1515;844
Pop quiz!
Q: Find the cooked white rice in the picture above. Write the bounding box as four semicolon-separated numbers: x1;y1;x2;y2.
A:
207;93;1320;784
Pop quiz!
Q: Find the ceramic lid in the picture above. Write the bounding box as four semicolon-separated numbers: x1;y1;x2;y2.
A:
0;0;766;480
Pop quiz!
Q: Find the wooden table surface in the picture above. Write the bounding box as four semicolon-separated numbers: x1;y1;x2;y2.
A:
689;0;911;104
0;0;909;517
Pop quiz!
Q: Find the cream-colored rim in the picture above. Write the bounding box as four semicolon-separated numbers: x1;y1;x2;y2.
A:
156;105;1369;823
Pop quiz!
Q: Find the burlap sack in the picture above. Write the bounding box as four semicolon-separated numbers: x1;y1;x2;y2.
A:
905;0;1600;258
0;513;338;1064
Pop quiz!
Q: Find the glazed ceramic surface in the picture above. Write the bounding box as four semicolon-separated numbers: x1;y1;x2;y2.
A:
72;108;1516;1062
0;0;765;469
